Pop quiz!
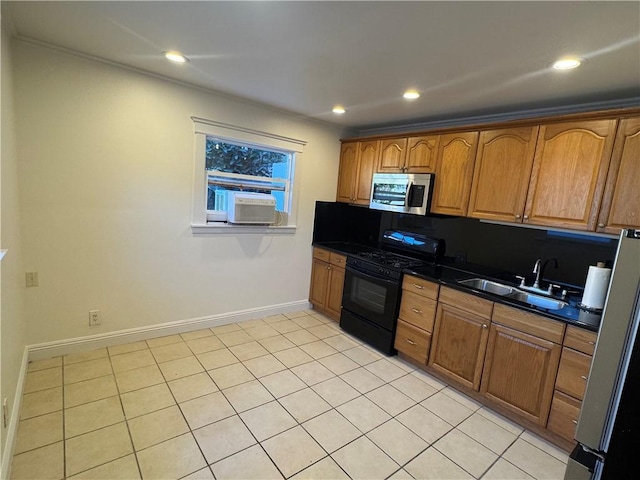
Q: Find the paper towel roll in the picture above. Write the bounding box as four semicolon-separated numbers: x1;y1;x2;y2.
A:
581;263;612;310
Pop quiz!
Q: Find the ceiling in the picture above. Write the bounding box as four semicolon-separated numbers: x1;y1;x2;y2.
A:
3;1;640;129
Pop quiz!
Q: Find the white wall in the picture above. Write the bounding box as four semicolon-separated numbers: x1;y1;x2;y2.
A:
12;39;345;344
1;28;27;460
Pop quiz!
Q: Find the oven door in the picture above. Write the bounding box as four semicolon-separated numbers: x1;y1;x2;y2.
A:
341;264;401;331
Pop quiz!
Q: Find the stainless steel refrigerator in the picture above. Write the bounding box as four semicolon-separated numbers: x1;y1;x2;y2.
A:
565;229;640;479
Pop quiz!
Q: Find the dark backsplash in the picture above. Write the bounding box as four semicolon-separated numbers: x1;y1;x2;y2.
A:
313;201;619;288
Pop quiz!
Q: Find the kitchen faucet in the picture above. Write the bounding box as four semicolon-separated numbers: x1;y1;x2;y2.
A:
533;257;558;289
517;257;560;296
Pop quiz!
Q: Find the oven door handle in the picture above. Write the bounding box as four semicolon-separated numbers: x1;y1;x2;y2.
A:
346;265;399;286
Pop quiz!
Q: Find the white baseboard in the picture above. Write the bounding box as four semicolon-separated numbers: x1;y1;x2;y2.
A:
1;347;29;480
27;300;312;361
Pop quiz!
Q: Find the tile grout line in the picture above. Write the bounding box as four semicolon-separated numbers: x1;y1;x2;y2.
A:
15;312;569;480
106;348;145;480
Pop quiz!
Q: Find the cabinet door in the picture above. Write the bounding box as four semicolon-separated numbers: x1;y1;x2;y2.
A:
336;142;358;203
378;138;407;172
597;117;640;234
428;302;489;390
524;119;617;230
431;132;479;216
325;266;345;320
481;324;561;426
406;136;439;173
468;127;538;222
309;258;330;309
354;141;379;205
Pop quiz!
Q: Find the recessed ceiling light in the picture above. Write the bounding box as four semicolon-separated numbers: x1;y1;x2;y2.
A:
332;105;346;114
552;57;583;70
163;51;189;64
403;90;420;100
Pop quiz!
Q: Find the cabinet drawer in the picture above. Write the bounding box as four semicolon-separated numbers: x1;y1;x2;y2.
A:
492;303;565;344
438;286;493;320
564;325;597;355
556;347;592;400
547;391;581;442
313;248;331;262
399;291;437;332
395;320;431;365
402;275;439;300
329;252;347;268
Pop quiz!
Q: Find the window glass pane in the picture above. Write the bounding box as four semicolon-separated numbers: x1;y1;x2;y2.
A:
206;139;289;177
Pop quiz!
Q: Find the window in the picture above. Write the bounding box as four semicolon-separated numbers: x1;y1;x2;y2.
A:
205;139;291;214
191;117;305;233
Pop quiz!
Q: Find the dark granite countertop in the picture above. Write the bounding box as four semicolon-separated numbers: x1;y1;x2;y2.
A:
313;241;601;332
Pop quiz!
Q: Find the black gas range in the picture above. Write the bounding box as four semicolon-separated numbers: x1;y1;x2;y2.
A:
340;230;444;354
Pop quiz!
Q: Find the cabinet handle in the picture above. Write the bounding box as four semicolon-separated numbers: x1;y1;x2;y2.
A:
411;308;423;314
588;341;595;345
581;375;588;380
405;338;417;345
515;214;521;219
572;420;578;424
482;324;488;329
412;284;424;289
523;215;529;220
598;223;605;228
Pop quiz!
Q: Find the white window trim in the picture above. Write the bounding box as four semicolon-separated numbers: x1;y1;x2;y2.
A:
191;117;306;234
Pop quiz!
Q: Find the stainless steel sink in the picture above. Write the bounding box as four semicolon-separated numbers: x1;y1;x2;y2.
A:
457;278;518;296
457;277;568;310
505;291;568;310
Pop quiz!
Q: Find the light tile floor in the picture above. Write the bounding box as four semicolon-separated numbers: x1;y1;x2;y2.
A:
10;310;570;480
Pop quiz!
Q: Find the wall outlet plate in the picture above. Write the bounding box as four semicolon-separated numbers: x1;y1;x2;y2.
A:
25;272;39;287
89;310;101;326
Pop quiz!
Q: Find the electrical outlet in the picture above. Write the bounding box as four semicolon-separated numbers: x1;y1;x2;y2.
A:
3;397;8;428
25;272;39;287
89;310;101;326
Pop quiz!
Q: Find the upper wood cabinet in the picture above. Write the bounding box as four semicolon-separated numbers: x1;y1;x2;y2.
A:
597;117;640;234
378;138;408;172
523;119;618;231
467;127;538;222
378;136;439;173
430;131;479;216
336;140;379;205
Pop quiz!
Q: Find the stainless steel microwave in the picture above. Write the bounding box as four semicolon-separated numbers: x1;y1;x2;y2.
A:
369;173;434;215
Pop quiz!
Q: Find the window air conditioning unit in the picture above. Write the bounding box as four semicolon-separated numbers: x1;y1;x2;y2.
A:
226;192;276;225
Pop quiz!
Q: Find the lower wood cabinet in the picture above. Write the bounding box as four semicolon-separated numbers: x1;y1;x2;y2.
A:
547;391;582;441
481;323;562;426
309;248;346;321
555;347;591;400
547;326;597;442
428;290;492;391
395;275;439;364
394;320;431;364
481;304;564;427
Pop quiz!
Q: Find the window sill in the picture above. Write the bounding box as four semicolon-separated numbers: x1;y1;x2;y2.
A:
191;223;297;235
